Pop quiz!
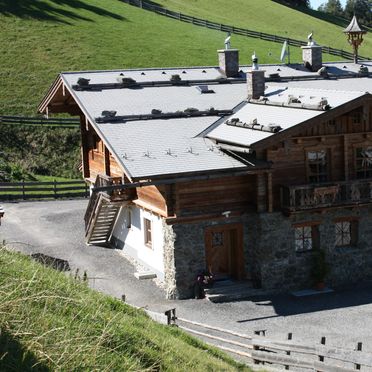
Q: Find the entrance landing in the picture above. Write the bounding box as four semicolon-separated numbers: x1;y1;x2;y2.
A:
205;279;268;303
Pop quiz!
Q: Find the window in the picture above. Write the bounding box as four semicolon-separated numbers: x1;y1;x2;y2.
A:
355;147;372;179
307;150;328;183
144;218;152;248
212;231;223;247
335;220;358;247
294;224;319;252
351;109;362;124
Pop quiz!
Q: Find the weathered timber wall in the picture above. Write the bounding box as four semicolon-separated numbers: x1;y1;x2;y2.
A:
175;175;257;216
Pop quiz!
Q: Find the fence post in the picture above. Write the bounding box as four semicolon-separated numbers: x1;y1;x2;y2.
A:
22;180;25;200
85;183;89;198
316;336;326;372
54;179;57;199
285;333;292;370
355;342;362;370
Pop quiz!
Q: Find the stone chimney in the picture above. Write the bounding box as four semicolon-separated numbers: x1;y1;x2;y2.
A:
247;52;265;99
301;32;322;72
218;49;239;77
217;32;239;77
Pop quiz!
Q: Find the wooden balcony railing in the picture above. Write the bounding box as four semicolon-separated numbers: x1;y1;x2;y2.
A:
84;174;136;231
280;178;372;213
94;174;136;201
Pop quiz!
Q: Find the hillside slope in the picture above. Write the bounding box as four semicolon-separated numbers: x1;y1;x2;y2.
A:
0;248;248;371
0;0;338;116
155;0;371;57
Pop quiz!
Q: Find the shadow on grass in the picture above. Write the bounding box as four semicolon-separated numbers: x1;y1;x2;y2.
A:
0;328;50;371
0;0;125;24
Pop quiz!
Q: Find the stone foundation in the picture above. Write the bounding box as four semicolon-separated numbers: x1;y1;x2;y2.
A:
161;206;372;299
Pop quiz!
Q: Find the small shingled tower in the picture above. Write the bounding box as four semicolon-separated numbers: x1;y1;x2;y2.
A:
344;15;367;64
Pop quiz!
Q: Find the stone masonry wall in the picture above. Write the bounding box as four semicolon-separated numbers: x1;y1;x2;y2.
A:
162;206;372;299
257;206;372;291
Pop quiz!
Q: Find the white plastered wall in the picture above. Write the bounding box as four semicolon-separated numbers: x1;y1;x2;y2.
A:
111;205;165;281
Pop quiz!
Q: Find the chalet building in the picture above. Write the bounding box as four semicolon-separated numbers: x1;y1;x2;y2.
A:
39;32;372;299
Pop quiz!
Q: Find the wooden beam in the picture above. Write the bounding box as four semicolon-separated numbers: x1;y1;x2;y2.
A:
344;135;349;181
164;184;175;217
79;114;90;179
104;145;111;177
267;172;273;213
256;173;267;212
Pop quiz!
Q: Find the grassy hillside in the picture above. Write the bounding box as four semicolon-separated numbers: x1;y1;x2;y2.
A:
155;0;372;57
0;0;339;116
0;247;248;371
0;125;81;179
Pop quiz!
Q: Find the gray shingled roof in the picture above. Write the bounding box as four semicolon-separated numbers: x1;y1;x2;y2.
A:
60;61;371;180
206;86;366;147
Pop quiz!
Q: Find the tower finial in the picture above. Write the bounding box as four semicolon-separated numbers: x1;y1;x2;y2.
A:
252;51;259;70
224;32;231;50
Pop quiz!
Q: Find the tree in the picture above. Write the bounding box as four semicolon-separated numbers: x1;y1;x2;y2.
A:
318;0;344;16
345;0;372;27
279;0;310;8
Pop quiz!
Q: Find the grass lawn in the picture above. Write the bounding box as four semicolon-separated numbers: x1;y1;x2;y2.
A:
0;247;249;371
155;0;372;57
1;0;340;116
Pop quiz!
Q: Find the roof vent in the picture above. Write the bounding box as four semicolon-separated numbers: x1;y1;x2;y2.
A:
141;72;146;75
117;77;137;86
288;96;301;104
101;110;117;118
269;73;280;80
359;65;369;75
182;70;187;74
162;71;167;74
196;85;215;94
318;98;330;110
77;78;90;86
202;70;207;73
170;74;181;82
151;109;162;115
184;107;199;114
317;66;329;78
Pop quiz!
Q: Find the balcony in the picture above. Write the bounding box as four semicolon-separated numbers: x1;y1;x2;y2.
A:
280;178;372;213
94;174;136;201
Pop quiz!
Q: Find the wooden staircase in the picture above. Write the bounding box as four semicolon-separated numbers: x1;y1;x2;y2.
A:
84;175;136;246
85;194;122;245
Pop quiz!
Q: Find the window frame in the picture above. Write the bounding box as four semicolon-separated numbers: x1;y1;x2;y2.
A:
143;217;153;249
355;147;372;179
293;222;320;253
334;218;358;248
306;149;330;184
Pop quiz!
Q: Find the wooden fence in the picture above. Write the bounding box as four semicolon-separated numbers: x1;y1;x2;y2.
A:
121;0;370;61
169;315;372;370
0;180;89;201
0;116;79;129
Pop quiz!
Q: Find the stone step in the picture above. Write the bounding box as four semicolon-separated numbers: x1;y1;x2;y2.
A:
204;280;253;295
204;280;264;303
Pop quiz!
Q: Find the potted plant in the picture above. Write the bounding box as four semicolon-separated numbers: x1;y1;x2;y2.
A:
311;249;329;291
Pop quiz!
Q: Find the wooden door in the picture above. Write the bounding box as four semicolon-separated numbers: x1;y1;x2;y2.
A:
205;224;244;280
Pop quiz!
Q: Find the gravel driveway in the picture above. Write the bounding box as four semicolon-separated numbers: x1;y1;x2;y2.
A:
1;199;372;353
